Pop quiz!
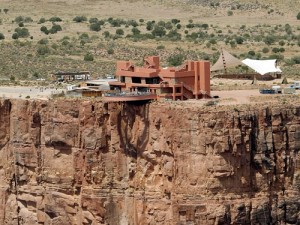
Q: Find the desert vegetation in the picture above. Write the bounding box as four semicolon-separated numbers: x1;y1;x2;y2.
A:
0;0;299;81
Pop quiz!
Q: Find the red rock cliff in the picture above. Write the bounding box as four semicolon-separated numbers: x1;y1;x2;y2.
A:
0;99;299;225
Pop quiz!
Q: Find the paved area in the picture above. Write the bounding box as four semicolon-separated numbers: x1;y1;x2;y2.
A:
0;85;298;106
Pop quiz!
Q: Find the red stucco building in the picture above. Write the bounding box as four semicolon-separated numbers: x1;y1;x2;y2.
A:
108;56;210;101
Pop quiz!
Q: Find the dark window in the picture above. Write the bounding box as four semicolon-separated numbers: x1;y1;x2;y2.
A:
120;76;125;83
145;77;159;84
132;77;141;83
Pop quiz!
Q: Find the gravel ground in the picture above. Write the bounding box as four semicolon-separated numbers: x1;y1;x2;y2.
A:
0;86;65;100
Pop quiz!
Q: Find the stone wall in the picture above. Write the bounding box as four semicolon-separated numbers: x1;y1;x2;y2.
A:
0;98;299;225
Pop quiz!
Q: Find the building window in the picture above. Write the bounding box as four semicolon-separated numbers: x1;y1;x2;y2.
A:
145;77;159;84
132;77;141;83
120;76;125;83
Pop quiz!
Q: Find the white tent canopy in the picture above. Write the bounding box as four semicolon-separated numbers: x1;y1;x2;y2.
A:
242;58;282;75
210;49;242;72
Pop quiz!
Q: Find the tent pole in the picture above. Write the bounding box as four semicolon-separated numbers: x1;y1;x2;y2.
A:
221;48;227;74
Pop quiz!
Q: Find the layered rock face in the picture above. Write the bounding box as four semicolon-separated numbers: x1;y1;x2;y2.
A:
0;98;299;225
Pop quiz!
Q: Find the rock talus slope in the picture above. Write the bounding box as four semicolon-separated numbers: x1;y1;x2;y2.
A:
0;99;299;224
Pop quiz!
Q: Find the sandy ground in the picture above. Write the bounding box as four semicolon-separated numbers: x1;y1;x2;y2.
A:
0;86;65;100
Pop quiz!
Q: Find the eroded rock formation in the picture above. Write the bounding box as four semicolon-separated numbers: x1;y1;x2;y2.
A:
0;98;299;224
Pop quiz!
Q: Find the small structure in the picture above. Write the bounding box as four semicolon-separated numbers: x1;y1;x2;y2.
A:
107;56;210;101
211;49;282;80
66;87;103;97
52;71;91;82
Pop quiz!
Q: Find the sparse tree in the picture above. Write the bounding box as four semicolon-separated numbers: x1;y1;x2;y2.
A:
167;53;185;66
152;25;166;37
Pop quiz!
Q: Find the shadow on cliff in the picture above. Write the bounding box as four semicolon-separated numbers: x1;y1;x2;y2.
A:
213;113;261;197
0;99;11;150
116;101;150;159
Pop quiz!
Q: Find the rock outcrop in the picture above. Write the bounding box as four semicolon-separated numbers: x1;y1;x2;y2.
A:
0;98;299;224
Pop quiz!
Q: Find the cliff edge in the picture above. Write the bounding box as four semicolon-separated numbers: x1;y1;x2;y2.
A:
0;99;299;224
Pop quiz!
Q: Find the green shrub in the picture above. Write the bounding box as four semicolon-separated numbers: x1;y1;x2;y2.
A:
127;20;138;27
262;47;269;53
109;18;125;27
156;45;165;50
167;53;185;66
51;43;58;50
116;28;124;35
0;33;5;40
264;35;275;45
279;40;285;46
84;53;94;61
12;33;19;39
248;50;255;56
89;17;99;24
152;25;166;37
157;21;165;27
146;21;154;31
15;16;24;23
165;22;173;30
269;54;284;60
291;56;300;64
227;11;233;16
186;23;194;29
14;27;30;38
24;17;33;23
107;48;114;54
209;38;217;44
18;22;24;27
37;45;50;55
297;12;300;20
167;30;181;41
3;9;9;14
285;24;292;35
90;22;101;32
38;18;46;24
235;36;244;44
61;40;69;46
132;27;140;35
38;38;49;45
40;26;48;34
103;31;110;38
171;19;180;24
176;24;181;29
73;16;87;23
49;17;62;22
202;24;209;29
49;24;62;34
139;19;144;23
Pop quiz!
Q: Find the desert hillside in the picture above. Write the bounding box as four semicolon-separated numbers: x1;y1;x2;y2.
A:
0;0;299;81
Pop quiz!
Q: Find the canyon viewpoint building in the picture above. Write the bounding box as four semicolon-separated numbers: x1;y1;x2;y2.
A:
107;56;210;101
